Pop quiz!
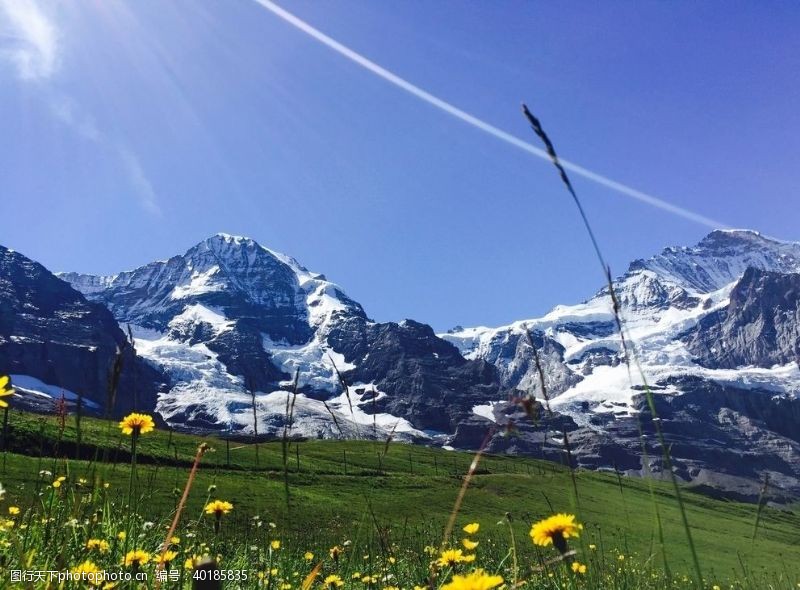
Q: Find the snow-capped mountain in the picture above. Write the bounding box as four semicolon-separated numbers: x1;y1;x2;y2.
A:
443;230;800;501
3;229;800;501
59;233;506;439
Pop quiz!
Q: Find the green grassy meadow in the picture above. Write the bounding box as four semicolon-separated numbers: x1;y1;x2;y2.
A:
0;408;799;588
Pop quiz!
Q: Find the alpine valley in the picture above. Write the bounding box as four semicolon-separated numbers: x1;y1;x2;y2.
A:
1;230;799;502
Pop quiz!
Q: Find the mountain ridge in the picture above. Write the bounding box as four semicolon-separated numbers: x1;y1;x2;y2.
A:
2;229;799;501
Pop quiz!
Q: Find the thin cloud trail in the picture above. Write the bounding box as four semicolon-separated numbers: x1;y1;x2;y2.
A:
251;0;729;230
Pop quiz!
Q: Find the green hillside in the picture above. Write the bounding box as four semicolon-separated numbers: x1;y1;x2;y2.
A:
1;408;798;587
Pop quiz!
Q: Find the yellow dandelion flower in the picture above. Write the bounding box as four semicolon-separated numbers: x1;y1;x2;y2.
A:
618;554;625;561
304;551;314;561
0;376;14;408
442;569;503;590
117;531;127;541
72;560;101;582
184;555;203;569
123;549;151;567
571;562;587;574
589;544;597;550
462;523;480;535
52;476;66;489
118;413;155;436
271;540;281;550
529;514;583;551
8;506;20;516
158;550;178;565
462;538;479;550
436;549;466;568
463;554;476;563
204;500;233;516
170;536;180;545
86;539;110;553
388;556;396;564
324;574;344;588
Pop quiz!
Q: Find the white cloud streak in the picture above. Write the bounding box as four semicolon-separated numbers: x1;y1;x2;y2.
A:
252;0;729;230
118;147;162;216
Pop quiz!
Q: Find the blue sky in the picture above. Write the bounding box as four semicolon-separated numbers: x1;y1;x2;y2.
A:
1;1;798;331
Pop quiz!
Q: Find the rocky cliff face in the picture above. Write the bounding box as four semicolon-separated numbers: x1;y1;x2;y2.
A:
683;268;800;368
0;246;166;414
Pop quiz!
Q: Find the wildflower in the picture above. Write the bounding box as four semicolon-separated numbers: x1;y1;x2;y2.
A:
271;539;281;550
463;554;476;563
184;555;203;569
204;500;234;517
158;550;178;565
170;536;180;545
304;551;314;561
330;545;344;561
441;569;503;590
462;522;480;535
388;556;396;564
436;549;467;568
571;562;587;574
86;539;110;553
123;549;151;567
8;506;20;516
462;539;479;550
618;554;625;561
529;514;583;553
52;476;67;489
324;574;344;588
589;544;597;550
72;560;102;582
118;413;155;436
117;531;127;541
0;375;13;408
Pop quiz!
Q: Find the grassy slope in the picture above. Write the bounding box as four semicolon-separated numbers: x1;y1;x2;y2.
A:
2;409;799;580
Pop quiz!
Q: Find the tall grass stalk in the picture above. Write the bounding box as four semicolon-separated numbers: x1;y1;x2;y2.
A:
521;103;703;587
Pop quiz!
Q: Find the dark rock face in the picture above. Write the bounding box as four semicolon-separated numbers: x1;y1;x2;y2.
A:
328;318;509;432
683;268;800;368
456;375;800;502
0;246;166;414
205;324;288;391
